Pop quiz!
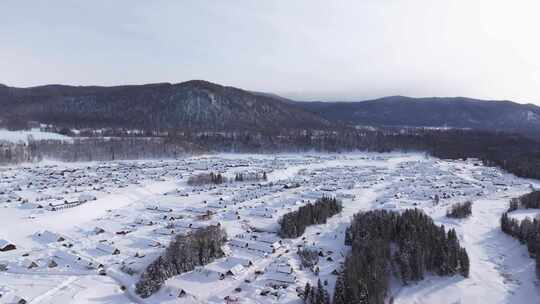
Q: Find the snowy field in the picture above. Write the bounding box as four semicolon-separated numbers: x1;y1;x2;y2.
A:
0;153;539;303
0;128;72;143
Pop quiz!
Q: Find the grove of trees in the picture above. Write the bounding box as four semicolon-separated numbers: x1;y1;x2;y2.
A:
501;192;540;279
187;172;227;186
336;209;469;304
447;201;473;219
303;279;331;304
234;171;267;182
298;248;319;269
509;190;540;211
135;225;227;298
278;197;343;238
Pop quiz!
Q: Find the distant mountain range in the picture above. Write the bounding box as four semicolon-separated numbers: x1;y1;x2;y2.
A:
1;81;540;137
296;96;540;136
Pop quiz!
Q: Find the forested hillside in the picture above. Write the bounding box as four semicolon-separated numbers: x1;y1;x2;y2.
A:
0;81;329;133
3;81;540;138
297;96;540;138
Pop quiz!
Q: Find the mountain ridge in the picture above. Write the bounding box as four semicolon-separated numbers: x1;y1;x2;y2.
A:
296;95;540;137
2;80;540;137
0;80;330;132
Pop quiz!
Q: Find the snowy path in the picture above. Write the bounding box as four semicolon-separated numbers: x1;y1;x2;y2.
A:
28;276;79;304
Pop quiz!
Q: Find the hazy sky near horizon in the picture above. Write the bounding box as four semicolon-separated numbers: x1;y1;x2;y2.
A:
2;1;540;103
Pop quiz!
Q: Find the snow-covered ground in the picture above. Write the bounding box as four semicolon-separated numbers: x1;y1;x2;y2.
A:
0;128;73;143
0;153;538;303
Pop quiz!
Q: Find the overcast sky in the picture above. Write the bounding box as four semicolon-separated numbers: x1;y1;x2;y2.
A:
2;1;540;103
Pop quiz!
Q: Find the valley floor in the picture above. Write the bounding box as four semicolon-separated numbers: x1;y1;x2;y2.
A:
0;153;538;303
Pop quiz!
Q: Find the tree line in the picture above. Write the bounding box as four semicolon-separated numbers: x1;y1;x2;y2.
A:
278;197;343;238
298;248;320;269
508;190;540;211
0;142;34;165
187;172;227;186
303;279;331;304
334;209;469;304
447;201;473;219
186;171;269;186
501;192;540;279
3;127;540;184
135;225;227;298
234;171;267;182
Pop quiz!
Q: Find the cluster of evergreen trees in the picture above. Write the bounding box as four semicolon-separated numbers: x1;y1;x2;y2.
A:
335;209;469;304
135;225;227;298
186;172;227;186
509;190;540;211
501;194;540;279
278;197;343;238
303;279;331;304
501;213;540;259
298;248;320;269
29;137;186;162
234;171;267;182
447;201;473;218
0;142;34;165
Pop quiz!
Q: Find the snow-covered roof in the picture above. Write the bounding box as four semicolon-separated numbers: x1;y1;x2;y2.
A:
0;239;15;250
0;293;27;304
263;271;296;284
96;243;120;254
205;259;245;276
34;230;65;243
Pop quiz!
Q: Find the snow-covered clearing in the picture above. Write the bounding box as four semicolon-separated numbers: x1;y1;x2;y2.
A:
0;128;72;143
